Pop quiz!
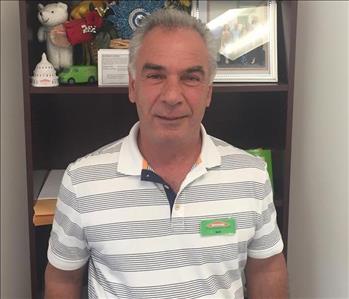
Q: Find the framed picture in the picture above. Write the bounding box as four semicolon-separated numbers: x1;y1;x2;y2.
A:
191;0;278;82
98;49;129;86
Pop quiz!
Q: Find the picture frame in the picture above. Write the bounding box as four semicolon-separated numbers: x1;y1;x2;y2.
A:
97;49;129;86
191;0;278;82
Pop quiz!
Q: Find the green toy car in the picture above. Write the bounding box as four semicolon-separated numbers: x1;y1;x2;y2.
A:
58;65;98;84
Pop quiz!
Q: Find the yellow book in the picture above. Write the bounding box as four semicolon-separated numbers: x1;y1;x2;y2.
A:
34;199;57;216
33;214;55;226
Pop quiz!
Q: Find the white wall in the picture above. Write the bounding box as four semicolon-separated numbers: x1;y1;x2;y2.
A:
288;1;348;298
0;1;348;299
1;1;31;298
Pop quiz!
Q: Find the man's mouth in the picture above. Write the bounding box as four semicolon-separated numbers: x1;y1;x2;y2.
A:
156;115;186;121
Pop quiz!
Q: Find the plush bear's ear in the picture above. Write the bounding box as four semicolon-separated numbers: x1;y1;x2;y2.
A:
57;2;68;10
38;3;44;11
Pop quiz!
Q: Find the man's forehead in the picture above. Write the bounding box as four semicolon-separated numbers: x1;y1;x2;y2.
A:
140;26;208;55
136;27;210;77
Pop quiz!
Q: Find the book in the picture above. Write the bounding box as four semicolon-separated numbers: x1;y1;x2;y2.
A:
33;169;49;199
33;213;57;226
33;169;65;226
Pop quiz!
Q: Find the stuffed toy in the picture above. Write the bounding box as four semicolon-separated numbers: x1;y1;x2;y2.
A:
68;1;108;65
70;0;109;20
64;8;103;46
37;2;73;70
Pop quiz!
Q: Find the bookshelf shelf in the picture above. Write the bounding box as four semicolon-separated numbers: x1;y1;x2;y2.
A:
29;82;289;95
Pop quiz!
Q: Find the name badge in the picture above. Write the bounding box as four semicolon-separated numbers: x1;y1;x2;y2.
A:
200;218;236;236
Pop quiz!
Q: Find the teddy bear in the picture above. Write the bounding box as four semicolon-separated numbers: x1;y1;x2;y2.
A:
37;2;73;70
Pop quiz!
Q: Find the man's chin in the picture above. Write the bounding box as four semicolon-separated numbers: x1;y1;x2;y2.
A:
151;127;190;145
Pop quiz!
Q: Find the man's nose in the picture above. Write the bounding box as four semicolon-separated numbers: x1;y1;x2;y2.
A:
161;77;183;106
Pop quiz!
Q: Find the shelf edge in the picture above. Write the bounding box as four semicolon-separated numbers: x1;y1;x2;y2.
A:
30;83;289;95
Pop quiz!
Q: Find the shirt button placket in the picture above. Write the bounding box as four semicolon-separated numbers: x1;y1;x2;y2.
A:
171;193;185;232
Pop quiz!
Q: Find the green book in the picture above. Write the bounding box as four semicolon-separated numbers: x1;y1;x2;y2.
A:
247;148;274;187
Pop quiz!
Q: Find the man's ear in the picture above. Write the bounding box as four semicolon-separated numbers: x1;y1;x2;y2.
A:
128;71;136;103
206;85;213;108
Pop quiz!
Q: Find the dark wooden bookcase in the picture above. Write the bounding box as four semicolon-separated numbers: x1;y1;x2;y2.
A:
19;1;297;297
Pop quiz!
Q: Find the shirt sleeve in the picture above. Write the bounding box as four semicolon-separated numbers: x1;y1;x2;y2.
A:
247;163;284;259
47;165;90;270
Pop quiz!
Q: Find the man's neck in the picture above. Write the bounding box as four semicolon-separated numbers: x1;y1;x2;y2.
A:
137;132;202;169
137;131;202;193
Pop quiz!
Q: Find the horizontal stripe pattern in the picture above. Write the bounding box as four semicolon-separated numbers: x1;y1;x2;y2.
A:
90;140;123;156
78;188;167;213
83;210;272;242
88;280;99;299
220;154;265;171
92;242;247;273
54;208;84;240
48;126;283;298
74;180;271;214
57;183;79;212
211;137;231;147
249;226;282;251
70;163;125;185
182;180;271;204
90;265;242;299
49;231;89;261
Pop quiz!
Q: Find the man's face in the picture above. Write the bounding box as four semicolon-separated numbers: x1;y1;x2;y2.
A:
128;27;213;146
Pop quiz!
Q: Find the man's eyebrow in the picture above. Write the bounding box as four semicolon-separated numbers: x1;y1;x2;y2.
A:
183;66;205;75
142;63;165;72
141;64;206;75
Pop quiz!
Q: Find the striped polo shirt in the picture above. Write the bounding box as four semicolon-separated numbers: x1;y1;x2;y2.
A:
48;122;283;299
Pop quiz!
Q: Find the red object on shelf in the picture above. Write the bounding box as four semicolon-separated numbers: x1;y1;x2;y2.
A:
64;10;103;45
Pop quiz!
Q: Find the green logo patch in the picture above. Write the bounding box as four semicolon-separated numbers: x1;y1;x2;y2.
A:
200;218;236;236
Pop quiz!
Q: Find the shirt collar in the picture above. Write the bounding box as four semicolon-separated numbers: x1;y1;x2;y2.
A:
117;121;221;176
200;125;222;169
117;122;143;175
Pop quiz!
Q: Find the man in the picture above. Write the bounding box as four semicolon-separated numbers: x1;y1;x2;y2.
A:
45;8;288;299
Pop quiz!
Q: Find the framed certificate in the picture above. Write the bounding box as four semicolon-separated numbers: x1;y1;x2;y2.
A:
97;49;129;86
192;0;278;82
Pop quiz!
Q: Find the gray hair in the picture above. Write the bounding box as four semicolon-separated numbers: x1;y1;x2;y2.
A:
128;8;217;83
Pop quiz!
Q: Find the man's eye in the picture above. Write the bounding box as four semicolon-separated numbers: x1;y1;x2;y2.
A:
182;75;201;86
146;74;164;80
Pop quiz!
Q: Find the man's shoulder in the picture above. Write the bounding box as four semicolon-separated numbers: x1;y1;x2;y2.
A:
68;137;125;172
209;135;266;170
209;135;247;156
209;136;243;152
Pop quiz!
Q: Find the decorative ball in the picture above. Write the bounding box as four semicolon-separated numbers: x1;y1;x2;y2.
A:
107;0;165;39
